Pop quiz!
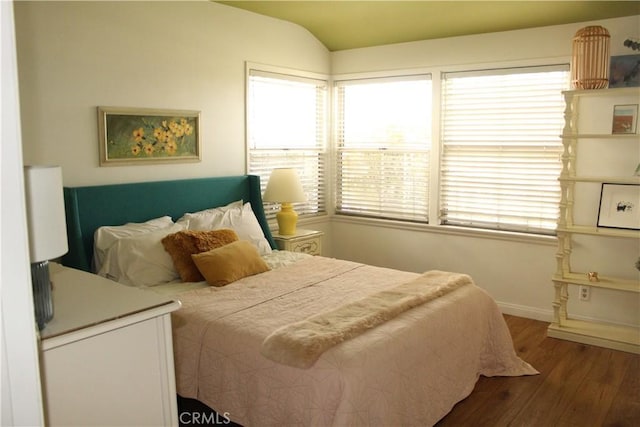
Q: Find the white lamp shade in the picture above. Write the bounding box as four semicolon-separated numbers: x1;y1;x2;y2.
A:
24;165;69;262
263;168;306;203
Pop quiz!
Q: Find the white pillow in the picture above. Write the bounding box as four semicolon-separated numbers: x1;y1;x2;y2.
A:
229;203;272;255
176;200;242;229
177;201;272;255
93;216;174;272
97;223;185;287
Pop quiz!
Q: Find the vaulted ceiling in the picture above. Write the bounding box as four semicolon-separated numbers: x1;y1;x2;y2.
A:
216;1;640;51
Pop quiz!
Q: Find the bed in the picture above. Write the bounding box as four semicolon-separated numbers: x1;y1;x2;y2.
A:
61;174;537;427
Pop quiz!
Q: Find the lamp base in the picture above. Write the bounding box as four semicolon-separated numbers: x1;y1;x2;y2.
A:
31;260;54;330
276;203;298;235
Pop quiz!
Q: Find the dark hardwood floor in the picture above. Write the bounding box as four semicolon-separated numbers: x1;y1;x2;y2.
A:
436;314;640;427
177;315;639;426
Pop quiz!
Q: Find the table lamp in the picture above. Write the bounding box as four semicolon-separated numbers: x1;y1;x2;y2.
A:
24;165;68;330
263;168;306;235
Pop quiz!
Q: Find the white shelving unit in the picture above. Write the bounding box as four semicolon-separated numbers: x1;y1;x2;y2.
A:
548;87;640;354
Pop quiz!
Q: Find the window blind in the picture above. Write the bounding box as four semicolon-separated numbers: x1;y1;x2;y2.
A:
247;69;327;219
335;75;432;222
440;65;569;234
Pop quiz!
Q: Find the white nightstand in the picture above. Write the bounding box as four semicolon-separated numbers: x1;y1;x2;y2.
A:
273;229;324;256
40;263;181;426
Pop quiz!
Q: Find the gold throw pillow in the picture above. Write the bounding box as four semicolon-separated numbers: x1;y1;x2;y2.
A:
162;229;238;282
191;240;270;287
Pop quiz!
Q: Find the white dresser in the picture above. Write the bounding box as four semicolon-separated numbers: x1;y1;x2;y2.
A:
39;263;181;426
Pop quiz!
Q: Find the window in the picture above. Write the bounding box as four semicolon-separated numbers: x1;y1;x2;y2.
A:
335;75;432;222
440;66;569;234
247;68;328;219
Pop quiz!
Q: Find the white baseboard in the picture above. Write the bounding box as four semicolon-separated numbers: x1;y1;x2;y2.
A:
496;302;553;322
497;301;640;329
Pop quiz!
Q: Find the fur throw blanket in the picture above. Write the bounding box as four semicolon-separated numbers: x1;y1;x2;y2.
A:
261;270;473;368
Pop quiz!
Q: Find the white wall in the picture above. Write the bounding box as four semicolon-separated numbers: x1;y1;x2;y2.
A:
330;15;640;326
332;16;640;73
13;1;639;327
14;0;329;186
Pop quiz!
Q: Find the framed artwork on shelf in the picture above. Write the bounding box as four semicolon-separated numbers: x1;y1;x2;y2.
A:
611;104;638;134
609;54;640;88
98;107;201;166
597;183;640;230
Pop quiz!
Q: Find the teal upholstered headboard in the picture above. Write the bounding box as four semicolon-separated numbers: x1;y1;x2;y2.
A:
62;175;275;272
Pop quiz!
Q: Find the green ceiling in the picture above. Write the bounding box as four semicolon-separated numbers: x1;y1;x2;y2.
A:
216;1;640;51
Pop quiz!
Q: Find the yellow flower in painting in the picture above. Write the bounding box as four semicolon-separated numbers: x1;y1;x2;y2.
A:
174;124;185;138
132;127;144;142
153;127;166;142
127;118;193;157
165;140;177;155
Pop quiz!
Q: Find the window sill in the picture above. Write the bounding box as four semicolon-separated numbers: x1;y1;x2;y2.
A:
331;214;557;246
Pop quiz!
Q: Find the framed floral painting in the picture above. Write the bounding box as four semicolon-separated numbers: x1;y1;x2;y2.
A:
98;107;201;166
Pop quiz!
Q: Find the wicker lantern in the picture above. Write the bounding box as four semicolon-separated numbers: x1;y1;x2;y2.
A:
570;26;611;89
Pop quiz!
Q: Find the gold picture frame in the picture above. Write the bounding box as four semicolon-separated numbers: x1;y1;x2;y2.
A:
98;107;201;166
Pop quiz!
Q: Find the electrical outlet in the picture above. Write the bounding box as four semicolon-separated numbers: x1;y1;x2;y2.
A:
579;286;590;301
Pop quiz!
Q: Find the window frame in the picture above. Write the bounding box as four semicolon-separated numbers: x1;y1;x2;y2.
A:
331;60;569;241
245;62;330;221
333;73;433;223
439;64;570;235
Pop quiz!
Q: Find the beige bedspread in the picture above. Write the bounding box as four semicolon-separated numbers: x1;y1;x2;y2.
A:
172;256;537;426
262;270;472;369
